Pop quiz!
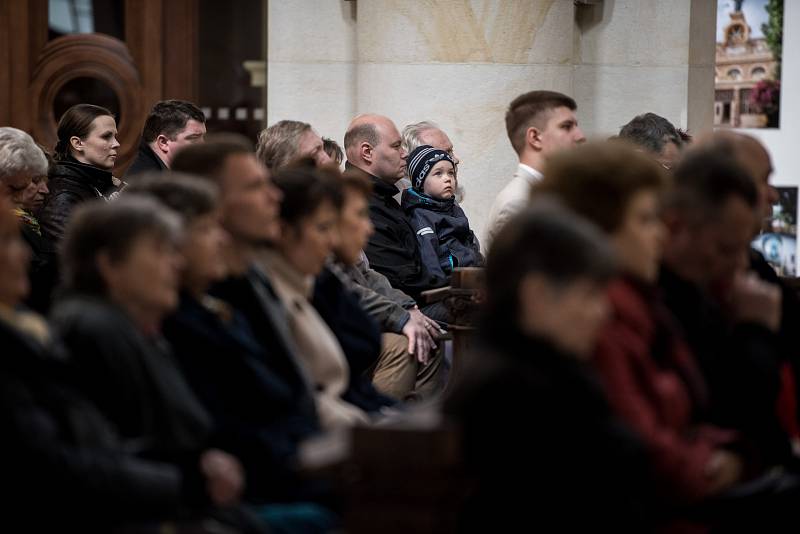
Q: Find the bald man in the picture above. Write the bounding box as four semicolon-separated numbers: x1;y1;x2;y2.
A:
343;114;439;301
658;134;795;467
343;114;447;397
722;133;800;443
703;131;777;235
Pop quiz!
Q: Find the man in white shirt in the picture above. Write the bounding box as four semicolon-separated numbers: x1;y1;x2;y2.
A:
485;90;585;249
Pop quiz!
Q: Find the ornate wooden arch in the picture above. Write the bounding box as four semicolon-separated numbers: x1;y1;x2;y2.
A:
0;0;197;174
30;34;143;169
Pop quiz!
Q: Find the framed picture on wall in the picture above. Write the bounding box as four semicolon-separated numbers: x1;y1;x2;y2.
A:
714;0;783;129
752;186;797;276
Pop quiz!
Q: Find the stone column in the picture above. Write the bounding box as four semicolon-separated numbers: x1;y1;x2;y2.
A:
266;1;358;143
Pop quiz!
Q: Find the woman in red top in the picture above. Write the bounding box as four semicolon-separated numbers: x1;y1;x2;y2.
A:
535;142;745;510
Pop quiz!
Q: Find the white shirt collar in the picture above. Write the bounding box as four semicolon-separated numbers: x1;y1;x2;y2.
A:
517;163;543;183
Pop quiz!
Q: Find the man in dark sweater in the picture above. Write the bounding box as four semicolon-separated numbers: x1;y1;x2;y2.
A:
126;100;206;178
728;131;800;441
659;137;793;467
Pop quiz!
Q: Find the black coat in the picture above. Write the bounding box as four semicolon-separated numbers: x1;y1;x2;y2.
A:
0;315;205;530
162;291;322;502
444;328;653;533
401;188;483;289
750;249;800;422
126;140;168;179
312;266;396;411
347;163;431;300
50;294;212;454
39;157;120;242
19;219;59;314
209;268;318;427
658;265;791;466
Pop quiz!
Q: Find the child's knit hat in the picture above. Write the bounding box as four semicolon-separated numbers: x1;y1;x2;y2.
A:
406;144;456;191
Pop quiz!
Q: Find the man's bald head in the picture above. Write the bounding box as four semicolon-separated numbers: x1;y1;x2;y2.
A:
695;131;776;230
344;114;381;160
344;114;407;184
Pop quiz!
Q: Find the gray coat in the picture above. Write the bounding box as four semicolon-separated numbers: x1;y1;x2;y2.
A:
327;254;416;334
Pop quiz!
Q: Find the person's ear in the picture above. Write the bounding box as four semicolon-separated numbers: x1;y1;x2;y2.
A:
69;136;83;154
156;134;171;155
525;126;543;151
360;141;373;164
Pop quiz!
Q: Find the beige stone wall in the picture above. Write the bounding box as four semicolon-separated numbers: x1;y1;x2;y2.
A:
267;0;715;241
267;1;357;148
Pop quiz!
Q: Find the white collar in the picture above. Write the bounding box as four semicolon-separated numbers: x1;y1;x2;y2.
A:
517;163;543;183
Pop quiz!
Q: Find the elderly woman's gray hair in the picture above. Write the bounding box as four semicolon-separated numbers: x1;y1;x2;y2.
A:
0;127;48;181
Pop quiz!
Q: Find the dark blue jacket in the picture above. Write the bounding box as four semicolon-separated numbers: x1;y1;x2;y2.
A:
312;266;397;411
162;291;322;503
401;188;483;289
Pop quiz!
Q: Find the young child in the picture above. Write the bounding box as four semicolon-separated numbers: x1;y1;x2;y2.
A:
401;144;483;289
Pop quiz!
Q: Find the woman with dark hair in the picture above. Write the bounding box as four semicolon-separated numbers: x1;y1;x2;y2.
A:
311;170;399;410
258;164;373;429
38;103;122;242
444;201;653;533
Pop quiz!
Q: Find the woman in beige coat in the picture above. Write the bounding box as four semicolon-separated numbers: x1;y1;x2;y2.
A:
258;164;369;429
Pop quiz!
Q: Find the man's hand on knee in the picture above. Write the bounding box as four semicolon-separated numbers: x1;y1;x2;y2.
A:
402;307;441;364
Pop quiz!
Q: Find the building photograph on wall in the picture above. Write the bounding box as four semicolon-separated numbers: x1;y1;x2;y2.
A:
752;186;797;276
715;0;783;128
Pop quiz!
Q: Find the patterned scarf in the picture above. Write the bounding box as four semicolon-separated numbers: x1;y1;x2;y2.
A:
13;207;41;236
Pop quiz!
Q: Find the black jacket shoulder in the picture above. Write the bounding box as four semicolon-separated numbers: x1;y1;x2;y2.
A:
346;164;433;299
39;159;119;242
126;141;168;179
0;317;192;529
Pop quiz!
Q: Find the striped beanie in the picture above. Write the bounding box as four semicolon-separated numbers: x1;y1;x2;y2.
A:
406;144;456;191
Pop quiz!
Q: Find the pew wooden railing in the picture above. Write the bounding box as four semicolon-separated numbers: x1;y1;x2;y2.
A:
420;267;485;388
299;409;471;534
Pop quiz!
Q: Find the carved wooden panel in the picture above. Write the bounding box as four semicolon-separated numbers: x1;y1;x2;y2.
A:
0;0;198;174
30;34;143;169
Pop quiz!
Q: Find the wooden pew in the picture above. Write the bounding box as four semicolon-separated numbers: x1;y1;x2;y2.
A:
295;269;486;532
299;409;471;534
420;268;484;387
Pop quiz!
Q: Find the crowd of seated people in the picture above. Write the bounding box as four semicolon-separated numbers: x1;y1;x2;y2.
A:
2;87;800;532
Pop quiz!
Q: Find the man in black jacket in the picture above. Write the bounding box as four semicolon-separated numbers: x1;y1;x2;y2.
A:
659;138;793;467
727;131;800;440
126;99;206;178
343;114;446;313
